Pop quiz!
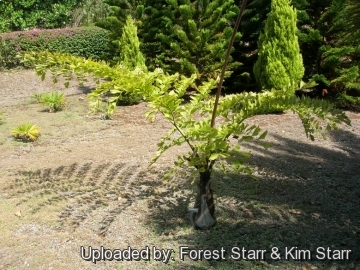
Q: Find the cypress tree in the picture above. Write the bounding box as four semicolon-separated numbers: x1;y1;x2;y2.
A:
253;0;304;91
226;0;333;93
95;0;145;61
118;15;146;71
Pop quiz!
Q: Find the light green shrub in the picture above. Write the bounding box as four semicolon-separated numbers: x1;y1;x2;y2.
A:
253;0;304;92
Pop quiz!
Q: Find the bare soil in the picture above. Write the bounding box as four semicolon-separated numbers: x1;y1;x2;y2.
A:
0;69;359;270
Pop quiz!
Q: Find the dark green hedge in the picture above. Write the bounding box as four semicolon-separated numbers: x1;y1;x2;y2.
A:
0;27;114;69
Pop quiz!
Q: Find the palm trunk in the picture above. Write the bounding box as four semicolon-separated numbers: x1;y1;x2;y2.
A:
192;170;216;229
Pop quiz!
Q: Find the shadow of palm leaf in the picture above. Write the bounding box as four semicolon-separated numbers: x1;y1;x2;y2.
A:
5;162;173;237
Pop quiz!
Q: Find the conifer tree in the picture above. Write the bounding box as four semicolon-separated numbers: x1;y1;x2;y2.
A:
118;15;146;71
138;0;177;70
226;0;334;93
225;0;271;91
319;0;360;94
253;0;304;92
95;0;145;61
292;0;332;83
154;0;241;81
338;0;360;37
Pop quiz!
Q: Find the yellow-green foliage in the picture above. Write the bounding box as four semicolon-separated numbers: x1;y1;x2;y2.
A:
21;51;142;118
118;15;147;72
254;0;304;92
11;123;40;142
139;71;350;179
21;51;351;178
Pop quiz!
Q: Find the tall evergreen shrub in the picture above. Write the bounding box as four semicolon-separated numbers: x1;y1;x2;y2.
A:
95;0;145;61
253;0;304;92
118;15;146;71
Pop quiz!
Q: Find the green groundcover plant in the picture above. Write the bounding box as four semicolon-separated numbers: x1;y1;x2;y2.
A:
22;51;351;229
33;91;66;112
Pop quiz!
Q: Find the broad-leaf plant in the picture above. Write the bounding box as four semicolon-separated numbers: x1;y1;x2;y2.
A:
21;49;350;229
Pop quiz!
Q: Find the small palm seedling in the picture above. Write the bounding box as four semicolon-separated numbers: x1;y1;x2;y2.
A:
11;123;40;142
36;91;66;112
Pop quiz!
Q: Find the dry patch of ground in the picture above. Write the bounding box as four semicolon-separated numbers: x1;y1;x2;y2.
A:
0;69;359;270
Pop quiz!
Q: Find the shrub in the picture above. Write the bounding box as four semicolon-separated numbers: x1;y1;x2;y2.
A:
23;51;145;119
118;15;146;71
34;91;66;112
253;0;304;92
11;123;40;142
0;27;113;69
115;92;142;106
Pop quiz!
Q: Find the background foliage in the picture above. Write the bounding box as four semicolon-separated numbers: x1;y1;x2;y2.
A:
153;0;241;81
0;0;359;107
0;27;113;69
94;0;241;81
70;0;111;27
230;0;360;101
0;0;80;32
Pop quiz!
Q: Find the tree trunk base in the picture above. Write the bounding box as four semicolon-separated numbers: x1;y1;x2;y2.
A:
192;195;216;229
190;172;216;229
